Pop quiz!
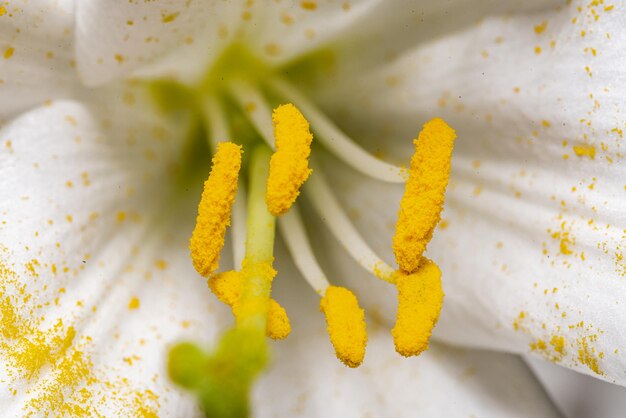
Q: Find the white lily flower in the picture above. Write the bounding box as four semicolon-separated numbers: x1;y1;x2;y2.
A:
0;0;621;416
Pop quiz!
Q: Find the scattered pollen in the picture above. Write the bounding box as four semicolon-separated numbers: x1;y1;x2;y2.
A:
392;259;444;357
534;21;548;34
320;286;367;368
161;12;180;23
573;144;596;159
266;104;313;216
128;297;140;310
393;118;456;273
208;270;291;340
154;259;168;270
301;1;318;10
190;142;242;277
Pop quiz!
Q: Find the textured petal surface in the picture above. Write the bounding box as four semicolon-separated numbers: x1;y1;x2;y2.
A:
254;254;560;418
240;0;382;66
0;95;228;416
75;0;243;86
312;0;626;385
0;0;78;120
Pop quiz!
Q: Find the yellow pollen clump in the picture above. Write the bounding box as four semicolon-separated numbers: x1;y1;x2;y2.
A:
189;142;242;277
208;269;291;340
319;286;367;368
393;118;456;273
266;103;313;216
392;258;444;357
573;144;596;159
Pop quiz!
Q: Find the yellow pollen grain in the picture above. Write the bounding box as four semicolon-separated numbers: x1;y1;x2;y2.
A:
161;12;179;23
208;270;291;340
4;47;14;59
154;259;168;270
392;118;456;273
128;297;140;310
573;144;596;159
301;1;318;10
189;142;242;277
534;21;548;34
266;104;313;216
319;286;367;368
392;258;444;357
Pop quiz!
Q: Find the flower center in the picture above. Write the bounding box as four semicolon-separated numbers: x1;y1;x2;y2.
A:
159;45;457;417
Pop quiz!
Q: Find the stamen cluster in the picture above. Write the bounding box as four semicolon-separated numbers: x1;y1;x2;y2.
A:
168;75;456;416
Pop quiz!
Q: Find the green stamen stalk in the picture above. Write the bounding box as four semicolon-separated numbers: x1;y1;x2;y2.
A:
169;145;277;418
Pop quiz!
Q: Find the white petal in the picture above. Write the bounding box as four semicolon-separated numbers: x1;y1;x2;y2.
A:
255;256;560;418
241;0;382;66
0;0;78;120
0;98;227;415
275;0;564;90
312;1;626;385
75;0;243;86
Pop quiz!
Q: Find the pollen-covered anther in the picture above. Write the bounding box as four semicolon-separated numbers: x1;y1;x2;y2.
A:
190;142;242;277
393;118;456;273
320;285;367;368
266;103;313;216
209;269;291;340
392;258;444;357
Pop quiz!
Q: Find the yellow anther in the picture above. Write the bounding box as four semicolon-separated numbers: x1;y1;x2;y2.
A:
190;142;242;277
392;258;444;357
393;118;456;273
266;299;290;340
208;267;291;340
208;270;241;306
319;286;367;368
266;103;313;216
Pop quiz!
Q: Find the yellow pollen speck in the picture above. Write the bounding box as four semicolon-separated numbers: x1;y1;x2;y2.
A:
190;142;242;277
573;144;596;159
550;335;565;356
161;12;179;23
266;104;313;216
393;118;456;273
4;47;14;59
154;259;168;270
208;270;291;340
128;297;140;310
0;6;6;16
578;335;604;375
264;43;282;56
392;259;444;357
320;286;367;368
301;1;318;10
534;21;548;34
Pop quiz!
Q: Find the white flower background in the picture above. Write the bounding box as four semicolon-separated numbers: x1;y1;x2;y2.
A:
0;0;625;417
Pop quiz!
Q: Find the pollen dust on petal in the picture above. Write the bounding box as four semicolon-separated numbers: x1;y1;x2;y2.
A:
0;255;161;416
